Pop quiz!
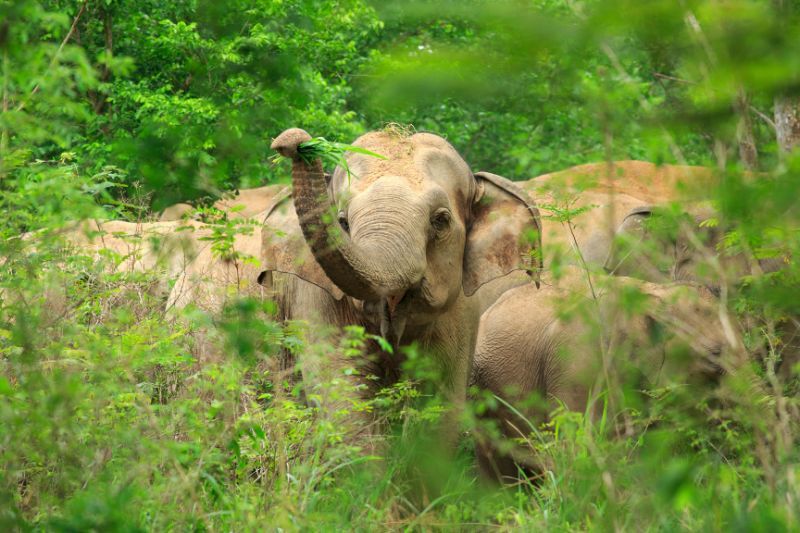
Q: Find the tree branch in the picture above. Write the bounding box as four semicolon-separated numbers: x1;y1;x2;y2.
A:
16;0;89;112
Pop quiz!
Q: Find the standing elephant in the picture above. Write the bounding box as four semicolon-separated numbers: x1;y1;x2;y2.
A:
472;266;746;483
260;127;542;448
521;161;794;378
165;186;291;313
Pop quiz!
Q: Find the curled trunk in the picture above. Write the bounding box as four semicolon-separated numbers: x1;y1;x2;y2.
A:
272;128;418;302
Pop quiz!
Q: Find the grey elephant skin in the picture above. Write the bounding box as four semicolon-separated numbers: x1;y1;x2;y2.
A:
261;127;543;449
472;266;746;484
158;184;287;222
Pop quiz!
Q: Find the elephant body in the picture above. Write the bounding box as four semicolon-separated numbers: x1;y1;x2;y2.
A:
49;218;208;284
165;187;290;313
521;160;785;286
472;266;744;483
47;184;291;314
49;193;284;314
261;128;543;448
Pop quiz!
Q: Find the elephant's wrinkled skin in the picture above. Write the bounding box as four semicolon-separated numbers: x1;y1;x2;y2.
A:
522;160;785;287
261;128;543;448
472;266;745;483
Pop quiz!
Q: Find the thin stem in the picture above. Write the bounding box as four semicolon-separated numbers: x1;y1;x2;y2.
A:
1;46;8;176
564;218;598;303
16;0;89;113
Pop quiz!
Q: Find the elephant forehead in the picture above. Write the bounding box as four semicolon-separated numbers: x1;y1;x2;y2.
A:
336;131;470;193
347;177;429;215
415;146;472;191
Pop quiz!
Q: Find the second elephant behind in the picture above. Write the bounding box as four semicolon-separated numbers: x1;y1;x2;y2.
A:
472;266;749;484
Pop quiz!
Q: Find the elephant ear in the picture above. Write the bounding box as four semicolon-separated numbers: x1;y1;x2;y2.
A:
258;186;345;300
604;206;663;278
462;172;543;296
606;204;724;283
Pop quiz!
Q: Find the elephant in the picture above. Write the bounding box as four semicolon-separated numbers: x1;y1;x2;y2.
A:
163;185;293;313
158;184;287;221
521;160;786;288
162;223;266;312
156;185;297;313
520;161;796;378
6;218;215;324
519;160;717;272
29;184;292;315
32;210;277;316
259;127;543;449
471;265;747;483
21;218;209;290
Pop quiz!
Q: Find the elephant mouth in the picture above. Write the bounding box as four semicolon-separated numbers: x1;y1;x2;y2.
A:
364;278;446;347
380;294;409;346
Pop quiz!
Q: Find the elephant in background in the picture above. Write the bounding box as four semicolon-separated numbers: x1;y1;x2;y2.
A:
520;160;717;271
164;186;292;313
522;160;785;288
58;219;206;275
8;218;213;324
24;181;288;316
260;127;542;448
158;184;287;221
521;161;796;377
156;184;294;313
471;266;747;483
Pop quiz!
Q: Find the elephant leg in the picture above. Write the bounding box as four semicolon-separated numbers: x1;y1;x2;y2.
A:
276;275;387;450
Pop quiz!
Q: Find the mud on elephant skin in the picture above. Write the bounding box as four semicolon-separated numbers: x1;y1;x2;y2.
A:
471;266;748;484
261;127;543;448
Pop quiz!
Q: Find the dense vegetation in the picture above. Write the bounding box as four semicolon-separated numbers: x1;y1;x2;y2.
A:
2;0;800;529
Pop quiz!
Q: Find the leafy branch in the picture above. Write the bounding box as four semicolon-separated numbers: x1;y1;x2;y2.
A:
271;137;386;181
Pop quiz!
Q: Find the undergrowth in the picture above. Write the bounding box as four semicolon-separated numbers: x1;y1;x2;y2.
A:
1;213;798;531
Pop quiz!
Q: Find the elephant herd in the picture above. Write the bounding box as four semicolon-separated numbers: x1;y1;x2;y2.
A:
47;128;790;484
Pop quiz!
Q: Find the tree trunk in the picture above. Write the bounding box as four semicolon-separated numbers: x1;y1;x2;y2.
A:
775;94;800;154
735;89;758;170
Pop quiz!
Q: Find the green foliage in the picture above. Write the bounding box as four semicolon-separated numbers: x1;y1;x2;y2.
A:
2;0;800;529
271;136;387;181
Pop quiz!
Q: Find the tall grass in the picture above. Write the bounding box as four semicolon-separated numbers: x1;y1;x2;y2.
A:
1;200;798;530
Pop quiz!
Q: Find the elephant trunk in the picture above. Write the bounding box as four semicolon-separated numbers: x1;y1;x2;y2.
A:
271;128;419;303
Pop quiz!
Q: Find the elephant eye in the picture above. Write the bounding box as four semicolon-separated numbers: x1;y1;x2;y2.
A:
338;211;350;234
431;208;451;235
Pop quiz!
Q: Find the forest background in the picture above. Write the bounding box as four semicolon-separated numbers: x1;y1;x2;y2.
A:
2;0;800;530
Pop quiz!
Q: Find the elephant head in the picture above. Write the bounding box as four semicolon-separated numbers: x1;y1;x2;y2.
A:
265;128;542;342
605;205;785;291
